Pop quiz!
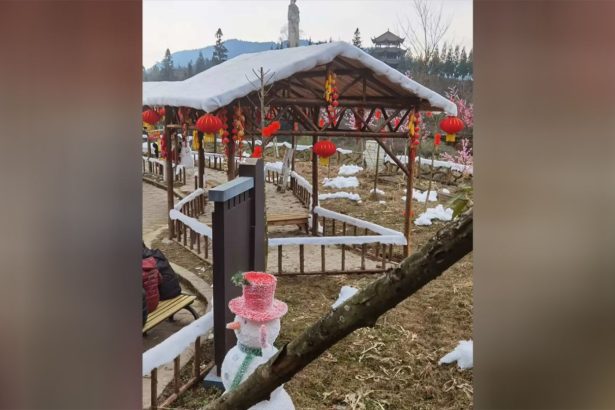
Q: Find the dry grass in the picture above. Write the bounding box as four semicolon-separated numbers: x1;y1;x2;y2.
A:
152;158;473;409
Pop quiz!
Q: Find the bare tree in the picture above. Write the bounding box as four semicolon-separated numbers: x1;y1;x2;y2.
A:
400;0;452;64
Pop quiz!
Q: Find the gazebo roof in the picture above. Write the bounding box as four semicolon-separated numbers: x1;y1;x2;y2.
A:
143;41;456;115
371;30;405;44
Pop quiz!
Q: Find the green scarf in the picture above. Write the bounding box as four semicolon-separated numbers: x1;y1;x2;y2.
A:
229;343;263;391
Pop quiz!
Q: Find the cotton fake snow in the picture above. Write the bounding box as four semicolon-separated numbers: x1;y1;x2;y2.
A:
401;189;437;203
378;201;386;204
414;205;453;226
370;188;385;196
338;164;363;176
439;340;473;370
413;188;437;203
319;192;362;202
442;188;450;194
332;286;359;309
323;176;359;189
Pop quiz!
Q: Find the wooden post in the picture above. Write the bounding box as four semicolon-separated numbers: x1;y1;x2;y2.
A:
226;107;236;181
403;111;416;256
311;109;319;236
291;134;296;171
165;106;175;239
209;158;265;376
372;144;380;199
198;131;205;188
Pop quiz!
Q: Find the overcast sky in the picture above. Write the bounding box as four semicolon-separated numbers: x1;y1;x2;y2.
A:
143;0;472;67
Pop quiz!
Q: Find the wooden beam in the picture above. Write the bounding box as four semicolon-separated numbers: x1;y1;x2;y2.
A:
374;138;409;177
247;129;409;138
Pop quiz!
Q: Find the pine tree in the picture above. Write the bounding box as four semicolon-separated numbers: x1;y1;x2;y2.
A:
453;45;461;78
467;49;473;78
211;28;228;65
195;51;207;73
187;61;194;78
444;46;454;78
160;48;174;80
352;28;362;48
459;47;468;79
429;46;441;75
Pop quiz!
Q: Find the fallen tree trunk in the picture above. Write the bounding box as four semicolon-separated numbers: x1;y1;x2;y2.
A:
204;209;473;410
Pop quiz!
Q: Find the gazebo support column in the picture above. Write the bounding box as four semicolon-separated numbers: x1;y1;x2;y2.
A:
197;131;205;188
403;121;417;256
311;134;318;235
164;105;175;239
226;107;236;181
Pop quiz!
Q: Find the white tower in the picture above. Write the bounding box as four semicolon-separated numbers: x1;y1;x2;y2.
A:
288;0;300;48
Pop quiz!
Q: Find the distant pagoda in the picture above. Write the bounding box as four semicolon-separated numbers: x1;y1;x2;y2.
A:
370;30;405;68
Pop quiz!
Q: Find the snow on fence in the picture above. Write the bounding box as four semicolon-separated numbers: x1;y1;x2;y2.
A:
142;156;187;185
143;311;215;410
169;167;405;275
383;154;473;175
168;189;213;262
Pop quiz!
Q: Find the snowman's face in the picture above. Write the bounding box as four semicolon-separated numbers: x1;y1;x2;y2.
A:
233;315;281;348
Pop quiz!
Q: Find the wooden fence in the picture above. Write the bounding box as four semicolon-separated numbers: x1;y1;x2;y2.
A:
142;156;187;185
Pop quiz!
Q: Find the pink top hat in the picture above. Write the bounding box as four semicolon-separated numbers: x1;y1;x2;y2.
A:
229;272;288;322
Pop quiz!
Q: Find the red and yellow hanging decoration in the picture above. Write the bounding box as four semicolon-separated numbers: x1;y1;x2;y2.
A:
408;110;421;149
439;116;464;142
196;113;223;144
232;105;246;158
313;139;337;167
142;109;161;126
192;129;199;150
324;70;339;126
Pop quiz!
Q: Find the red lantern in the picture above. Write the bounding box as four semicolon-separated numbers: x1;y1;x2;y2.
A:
157;107;166;117
196;114;222;134
434;133;442;146
313;140;337;158
142;109;161;125
439;116;464;142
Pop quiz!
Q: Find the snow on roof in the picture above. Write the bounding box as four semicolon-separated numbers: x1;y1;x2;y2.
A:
143;42;456;115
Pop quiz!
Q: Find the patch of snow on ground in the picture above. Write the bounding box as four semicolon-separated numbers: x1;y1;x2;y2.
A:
323;176;359;189
414;205;453;226
337;148;353;155
439;340;473;370
413;189;437;202
338;164;363;176
370;188;385;196
401;189;437;203
378;200;386;204
319;192;362;202
332;286;359;309
441;188;450;194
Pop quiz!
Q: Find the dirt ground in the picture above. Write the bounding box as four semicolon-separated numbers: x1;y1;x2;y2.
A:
151;156;472;409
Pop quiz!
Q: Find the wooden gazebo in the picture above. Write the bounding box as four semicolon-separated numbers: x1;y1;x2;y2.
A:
143;41;456;255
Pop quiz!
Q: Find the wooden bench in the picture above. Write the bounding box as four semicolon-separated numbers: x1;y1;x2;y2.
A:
267;212;309;234
143;293;198;334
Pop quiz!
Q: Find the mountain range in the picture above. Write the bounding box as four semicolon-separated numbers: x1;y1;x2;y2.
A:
151;39;311;69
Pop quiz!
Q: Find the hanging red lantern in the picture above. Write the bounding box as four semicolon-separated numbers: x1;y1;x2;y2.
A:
313;140;337;157
434;133;442;146
142;109;161;125
196;114;222;134
439;116;464;142
157;107;166;117
313;139;337;166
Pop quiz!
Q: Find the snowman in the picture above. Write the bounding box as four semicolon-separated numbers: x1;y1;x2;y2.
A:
221;272;295;410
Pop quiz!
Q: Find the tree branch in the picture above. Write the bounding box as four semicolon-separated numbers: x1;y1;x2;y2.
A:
203;210;473;410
